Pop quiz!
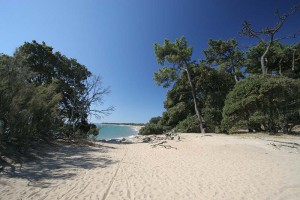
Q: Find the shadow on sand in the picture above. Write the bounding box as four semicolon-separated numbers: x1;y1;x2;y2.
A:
1;143;119;188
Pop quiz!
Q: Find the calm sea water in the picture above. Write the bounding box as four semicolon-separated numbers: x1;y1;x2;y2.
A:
95;124;139;140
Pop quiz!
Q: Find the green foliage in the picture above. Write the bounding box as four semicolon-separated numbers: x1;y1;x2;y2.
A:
152;11;300;135
193;65;235;132
203;39;245;81
154;36;192;67
221;75;300;134
175;115;199;133
160;64;234;132
139;123;165;135
11;41;102;138
87;124;100;137
0;41;109;151
149;116;162;124
153;67;178;88
151;35;299;135
153;37;204;133
139;115;169;135
246;41;300;77
8;83;62;147
160;102;189;127
153;36;193;88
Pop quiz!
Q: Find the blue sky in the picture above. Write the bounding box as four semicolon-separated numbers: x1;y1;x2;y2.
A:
0;0;299;123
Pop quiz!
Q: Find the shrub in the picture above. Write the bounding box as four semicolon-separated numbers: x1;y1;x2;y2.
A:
175;115;200;133
139;123;165;135
221;75;300;134
149;116;162;125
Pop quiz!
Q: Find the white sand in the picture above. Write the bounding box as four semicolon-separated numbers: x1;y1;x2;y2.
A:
1;134;300;200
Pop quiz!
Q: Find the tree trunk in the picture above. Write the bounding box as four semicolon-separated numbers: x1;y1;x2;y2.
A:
261;41;272;75
234;75;238;83
185;65;205;133
282;119;289;134
261;50;268;75
279;58;283;76
292;49;296;71
231;66;239;83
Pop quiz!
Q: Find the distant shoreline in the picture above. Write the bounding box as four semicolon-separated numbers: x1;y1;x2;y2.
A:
95;123;144;140
101;122;145;126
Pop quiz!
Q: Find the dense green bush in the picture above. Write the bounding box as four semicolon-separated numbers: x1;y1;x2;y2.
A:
149;116;162;124
174;115;200;133
160;102;189;127
221;75;300;134
0;41;110;152
158;65;234;132
139;123;165;135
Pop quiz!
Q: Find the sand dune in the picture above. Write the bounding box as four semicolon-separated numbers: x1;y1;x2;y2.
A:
1;134;300;200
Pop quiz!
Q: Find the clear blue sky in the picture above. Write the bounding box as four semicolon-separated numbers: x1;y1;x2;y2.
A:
0;0;299;123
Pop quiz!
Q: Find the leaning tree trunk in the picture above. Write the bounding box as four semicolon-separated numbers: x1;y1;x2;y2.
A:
261;43;271;75
261;37;274;75
279;58;283;76
292;49;296;71
185;65;205;133
231;65;239;83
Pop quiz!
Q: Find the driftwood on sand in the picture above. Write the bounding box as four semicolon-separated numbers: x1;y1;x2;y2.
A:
151;141;177;150
269;142;298;150
256;137;300;147
256;136;300;150
141;133;180;150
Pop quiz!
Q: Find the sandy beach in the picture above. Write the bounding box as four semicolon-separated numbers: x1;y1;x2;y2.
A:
1;133;300;200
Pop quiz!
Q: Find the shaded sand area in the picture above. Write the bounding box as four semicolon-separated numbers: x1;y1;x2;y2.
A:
1;134;300;200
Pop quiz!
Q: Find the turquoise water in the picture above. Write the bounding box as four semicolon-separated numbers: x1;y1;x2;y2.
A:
95;124;138;140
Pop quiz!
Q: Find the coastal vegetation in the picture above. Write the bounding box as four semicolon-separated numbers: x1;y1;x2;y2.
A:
222;75;300;133
0;41;111;154
140;6;300;135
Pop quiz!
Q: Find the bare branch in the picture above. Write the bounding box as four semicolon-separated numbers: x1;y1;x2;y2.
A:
83;75;113;118
279;31;300;41
240;4;299;74
240;4;299;40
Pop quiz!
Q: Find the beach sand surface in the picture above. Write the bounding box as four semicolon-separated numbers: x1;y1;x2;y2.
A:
1;133;300;200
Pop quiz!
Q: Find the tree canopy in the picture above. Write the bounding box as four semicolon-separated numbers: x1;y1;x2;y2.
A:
221;75;300;134
153;37;205;133
142;5;300;135
0;41;111;151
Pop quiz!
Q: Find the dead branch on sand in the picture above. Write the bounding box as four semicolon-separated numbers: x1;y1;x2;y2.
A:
256;137;300;147
151;141;177;150
269;142;298;150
